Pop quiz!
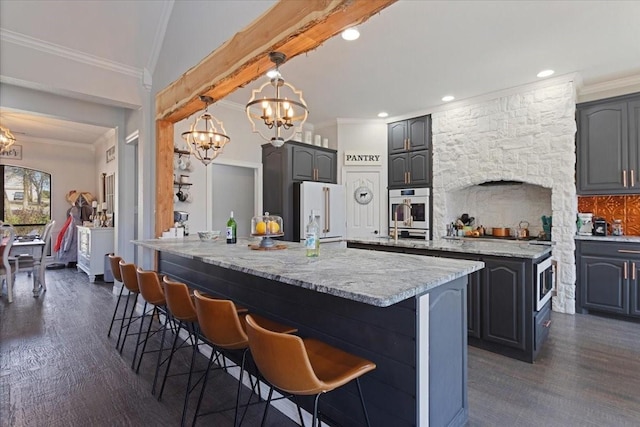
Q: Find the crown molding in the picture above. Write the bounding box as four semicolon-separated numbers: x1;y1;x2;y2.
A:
335;118;387;126
1;28;142;79
578;73;640;96
386;72;579;123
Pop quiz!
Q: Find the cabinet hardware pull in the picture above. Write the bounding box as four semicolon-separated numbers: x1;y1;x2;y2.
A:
543;320;551;328
633;262;636;281
623;169;627;187
404;138;408;151
404;172;408;184
624;261;628;280
408;171;411;183
618;249;640;254
632;169;636;187
407;138;411;150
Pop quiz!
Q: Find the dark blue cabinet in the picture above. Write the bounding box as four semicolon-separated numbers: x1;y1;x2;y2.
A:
577;240;640;319
388;115;431;189
577;93;640;194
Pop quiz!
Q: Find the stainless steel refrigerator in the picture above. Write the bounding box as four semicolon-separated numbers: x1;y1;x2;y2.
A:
293;181;346;242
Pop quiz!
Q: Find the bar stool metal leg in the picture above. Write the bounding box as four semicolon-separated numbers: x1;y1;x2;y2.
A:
151;312;172;395
107;283;125;337
118;293;139;353
131;301;149;369
356;378;372;427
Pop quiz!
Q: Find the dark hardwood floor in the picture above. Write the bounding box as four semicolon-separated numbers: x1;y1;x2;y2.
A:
2;268;639;426
0;268;297;427
467;309;640;426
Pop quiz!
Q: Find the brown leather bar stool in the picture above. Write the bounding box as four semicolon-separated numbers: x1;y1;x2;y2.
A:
134;268;172;380
192;290;297;427
161;276;207;427
107;254;126;338
245;314;377;427
116;260;142;353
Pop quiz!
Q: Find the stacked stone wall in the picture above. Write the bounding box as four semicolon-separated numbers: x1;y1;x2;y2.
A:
432;82;578;313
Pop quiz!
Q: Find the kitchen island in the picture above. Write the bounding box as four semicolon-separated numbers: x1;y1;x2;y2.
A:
348;237;553;363
133;237;483;427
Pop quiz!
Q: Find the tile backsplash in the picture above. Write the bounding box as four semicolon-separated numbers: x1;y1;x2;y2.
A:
577;195;640;236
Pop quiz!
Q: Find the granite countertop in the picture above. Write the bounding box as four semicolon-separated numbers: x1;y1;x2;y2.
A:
132;237;484;308
348;236;553;260
574;234;640;243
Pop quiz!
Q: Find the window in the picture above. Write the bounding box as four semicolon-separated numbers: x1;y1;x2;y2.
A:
1;165;52;236
105;173;115;213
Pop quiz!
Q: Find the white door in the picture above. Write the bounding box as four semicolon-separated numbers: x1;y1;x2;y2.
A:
343;170;382;239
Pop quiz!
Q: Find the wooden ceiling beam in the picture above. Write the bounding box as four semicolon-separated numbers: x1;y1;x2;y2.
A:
155;0;397;122
155;0;396;236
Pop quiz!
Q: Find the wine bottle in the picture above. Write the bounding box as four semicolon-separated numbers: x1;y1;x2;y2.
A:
226;211;237;244
305;210;319;257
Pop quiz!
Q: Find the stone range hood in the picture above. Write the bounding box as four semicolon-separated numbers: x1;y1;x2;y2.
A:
431;80;578;313
445;181;551;237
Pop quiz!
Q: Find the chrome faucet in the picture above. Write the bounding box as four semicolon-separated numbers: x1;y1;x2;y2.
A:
390;199;412;243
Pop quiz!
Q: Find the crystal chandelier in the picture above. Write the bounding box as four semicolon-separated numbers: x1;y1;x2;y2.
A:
0;126;16;151
181;96;230;166
246;52;308;147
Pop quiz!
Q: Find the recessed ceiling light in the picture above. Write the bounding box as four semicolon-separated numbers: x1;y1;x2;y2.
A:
377;112;389;118
537;69;555;78
341;27;360;41
442;95;455;102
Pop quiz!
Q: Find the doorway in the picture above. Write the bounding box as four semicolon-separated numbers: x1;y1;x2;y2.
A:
343;169;383;239
209;162;262;238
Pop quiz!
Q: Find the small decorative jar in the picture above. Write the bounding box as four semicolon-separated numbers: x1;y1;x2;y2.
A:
611;219;624;236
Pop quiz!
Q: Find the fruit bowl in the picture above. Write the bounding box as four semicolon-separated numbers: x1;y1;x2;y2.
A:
197;230;220;241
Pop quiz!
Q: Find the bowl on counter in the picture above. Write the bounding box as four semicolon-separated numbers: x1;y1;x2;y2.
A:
197;230;221;241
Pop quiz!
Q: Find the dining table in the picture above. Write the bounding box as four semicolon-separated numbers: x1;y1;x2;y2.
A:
10;238;47;297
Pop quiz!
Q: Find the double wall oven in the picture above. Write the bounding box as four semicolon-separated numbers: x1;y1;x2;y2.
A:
389;188;430;239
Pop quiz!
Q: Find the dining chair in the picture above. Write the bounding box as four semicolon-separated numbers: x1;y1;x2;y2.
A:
0;224;17;303
16;220;56;294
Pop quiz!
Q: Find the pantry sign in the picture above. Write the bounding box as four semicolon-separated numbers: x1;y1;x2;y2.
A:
344;151;382;166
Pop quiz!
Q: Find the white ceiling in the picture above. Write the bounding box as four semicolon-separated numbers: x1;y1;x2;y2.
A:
0;109;112;148
1;0;640;143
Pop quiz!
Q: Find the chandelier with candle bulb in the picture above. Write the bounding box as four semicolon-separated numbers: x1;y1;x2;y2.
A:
0;126;16;151
245;52;308;147
181;96;230;166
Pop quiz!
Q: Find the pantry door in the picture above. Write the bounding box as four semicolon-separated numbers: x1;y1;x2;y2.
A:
343;170;382;239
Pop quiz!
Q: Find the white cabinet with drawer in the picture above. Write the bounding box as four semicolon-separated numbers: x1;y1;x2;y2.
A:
77;226;114;282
